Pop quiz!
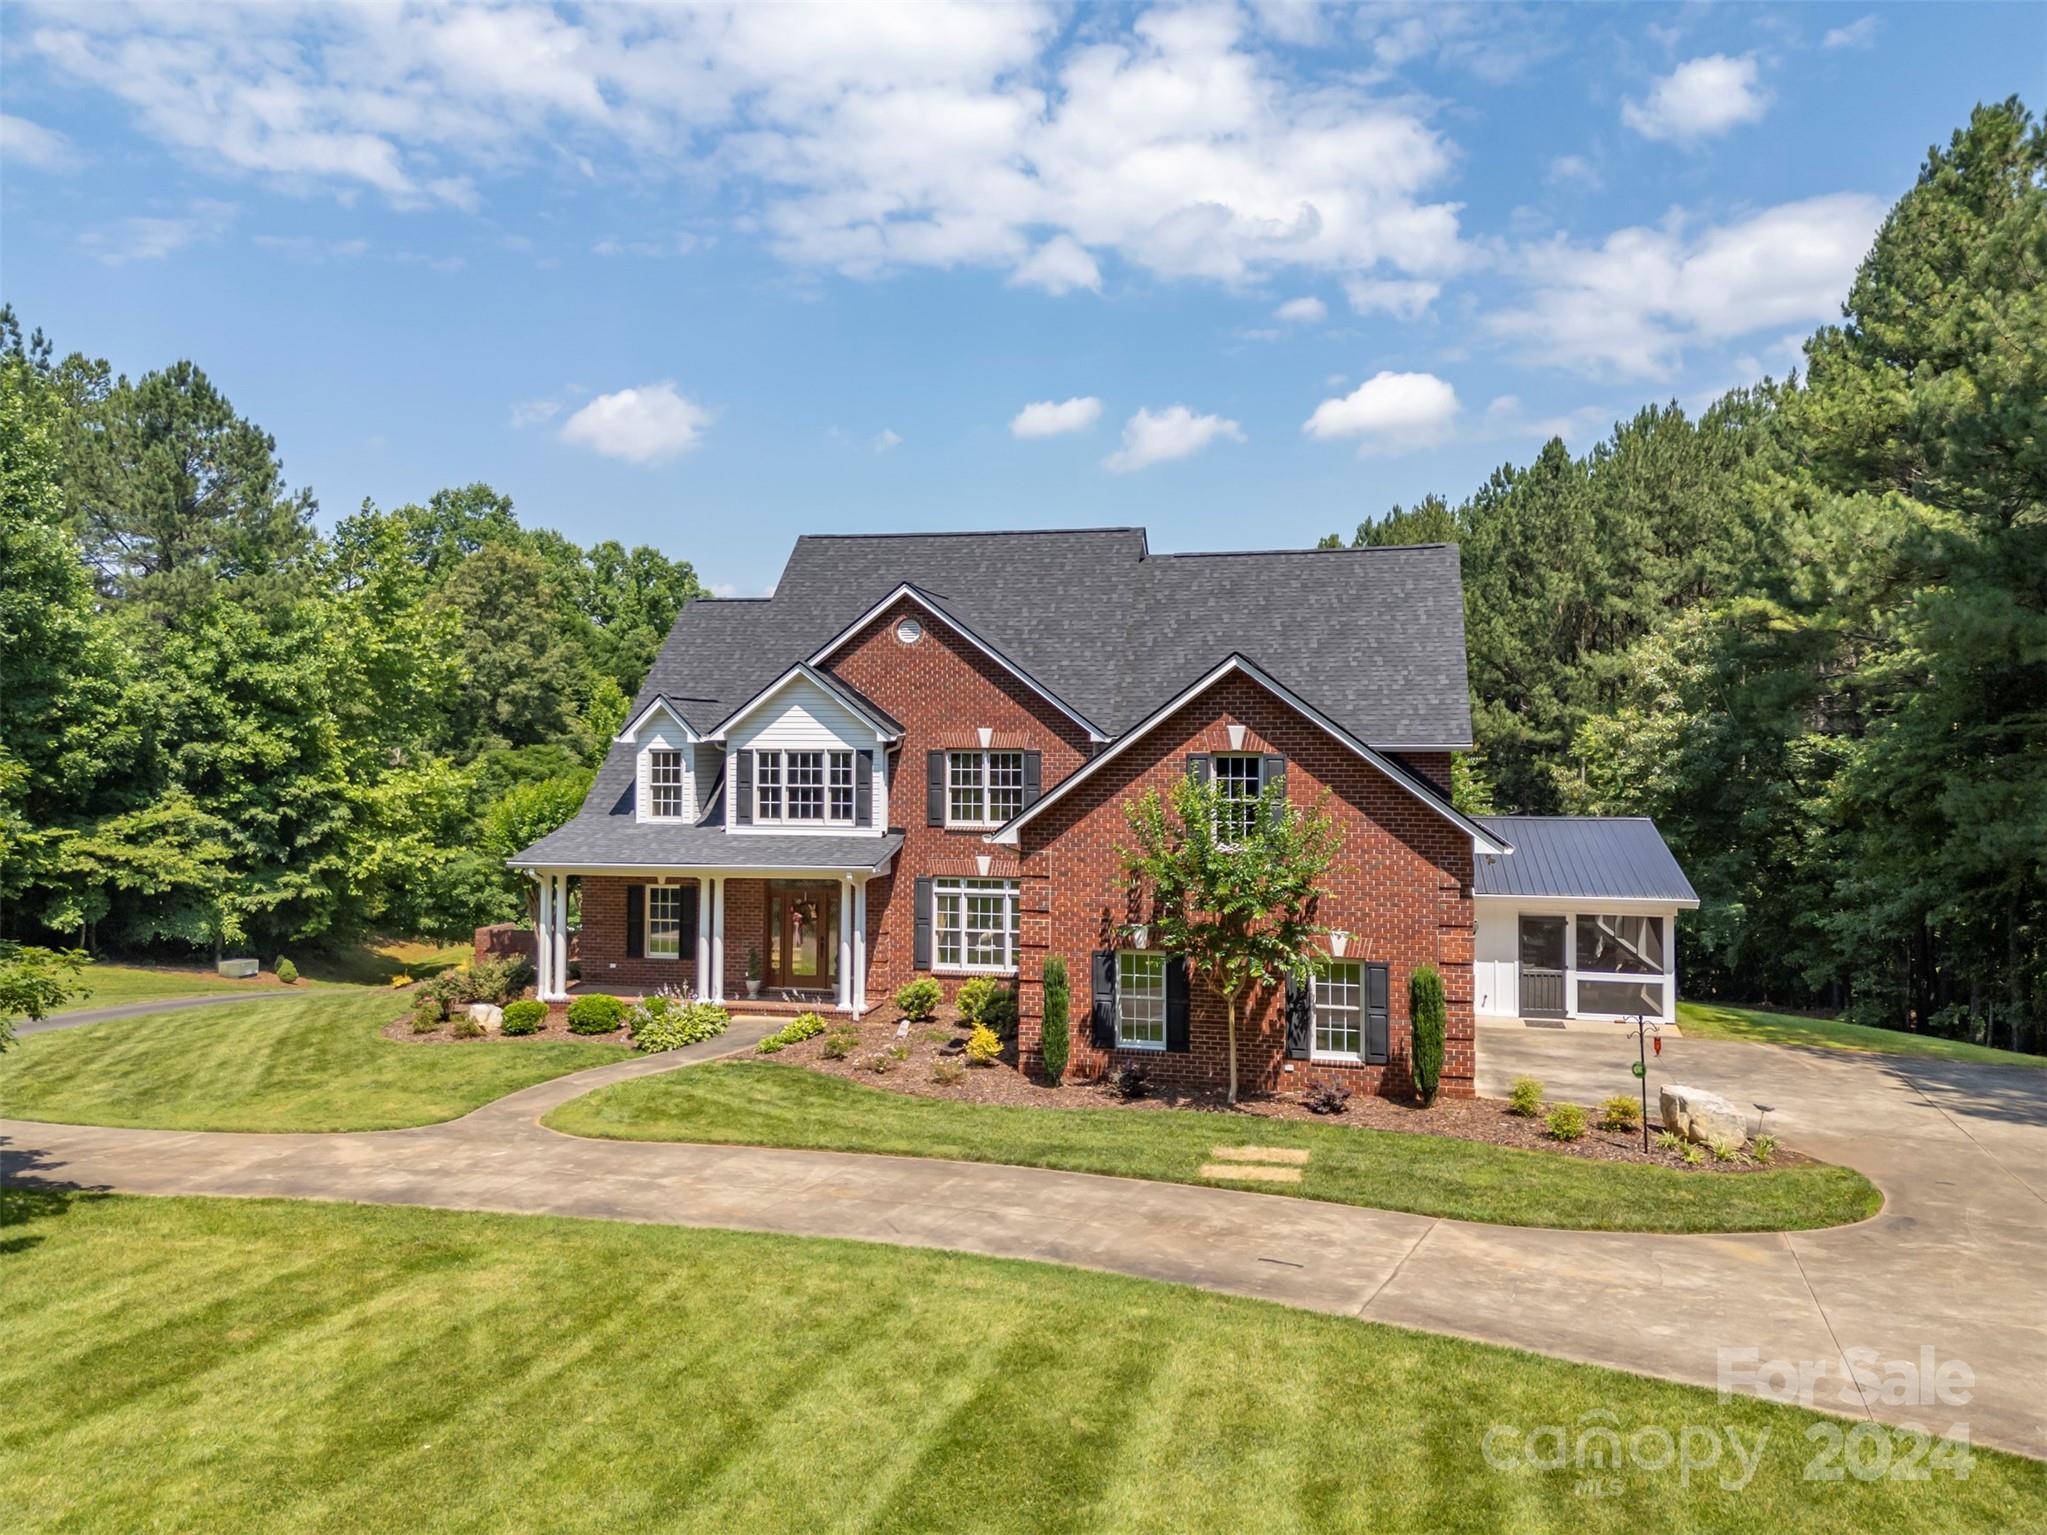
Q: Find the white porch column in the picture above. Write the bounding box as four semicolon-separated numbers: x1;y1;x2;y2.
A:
552;873;570;1000
851;878;868;1014
836;878;854;1013
535;874;554;999
708;877;725;1003
695;878;712;1000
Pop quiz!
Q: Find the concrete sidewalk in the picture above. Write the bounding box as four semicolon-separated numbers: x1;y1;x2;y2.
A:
7;1023;2044;1459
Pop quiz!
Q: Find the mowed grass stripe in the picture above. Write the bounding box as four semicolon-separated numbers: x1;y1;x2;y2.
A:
547;1060;1881;1234
1;991;629;1131
4;1195;2042;1534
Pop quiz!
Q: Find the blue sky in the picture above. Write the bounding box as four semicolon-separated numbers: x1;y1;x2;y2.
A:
2;3;2038;596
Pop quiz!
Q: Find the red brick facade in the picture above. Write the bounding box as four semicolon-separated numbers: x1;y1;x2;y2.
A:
577;596;1476;1099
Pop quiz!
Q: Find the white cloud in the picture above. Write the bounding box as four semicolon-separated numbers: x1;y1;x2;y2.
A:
559;382;711;465
1483;394;1614;447
1275;295;1325;323
509;398;565;430
0;112;77;169
253;233;368;262
1104;405;1243;472
1489;193;1884;377
22;4;1470;294
1010;396;1103;438
1302;371;1459;454
1545;154;1601;189
873;428;903;452
1344;277;1440;320
1623;55;1768;143
77;200;233;265
1823;16;1880;50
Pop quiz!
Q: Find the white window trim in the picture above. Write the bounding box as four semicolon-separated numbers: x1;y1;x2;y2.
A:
1115;950;1169;1052
945;749;1026;830
931;877;1022;974
1209;752;1267;846
647;748;687;822
646;886;684;961
752;748;857;827
1310;961;1365;1063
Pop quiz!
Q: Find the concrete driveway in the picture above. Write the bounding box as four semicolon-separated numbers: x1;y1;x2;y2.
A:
5;1022;2044;1458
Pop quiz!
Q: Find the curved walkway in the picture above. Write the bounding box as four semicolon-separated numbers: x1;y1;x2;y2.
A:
5;1020;2043;1459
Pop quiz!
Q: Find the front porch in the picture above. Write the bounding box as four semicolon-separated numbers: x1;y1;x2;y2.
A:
527;866;876;1015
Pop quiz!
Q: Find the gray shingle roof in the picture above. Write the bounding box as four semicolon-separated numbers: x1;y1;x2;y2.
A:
1472;817;1698;904
511;816;902;872
522;528;1477;867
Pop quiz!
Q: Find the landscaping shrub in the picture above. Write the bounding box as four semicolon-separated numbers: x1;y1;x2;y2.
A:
1753;1134;1779;1165
866;1051;898;1075
631;998;731;1053
1655;1130;1686;1154
1545;1103;1588;1142
421;971;466;1016
1106;1063;1149;1100
757;1012;828;1054
1680;1143;1705;1166
409;997;443;1034
1599;1094;1642;1133
894;977;942;1021
500;1000;547;1036
1040;956;1070;1084
820;1027;859;1061
1409;964;1445;1107
955;976;1017;1034
274;957;298;985
930;1059;965;1087
1506;1076;1544;1117
965;1023;1002;1066
450;1016;486;1040
462;955;531;1006
566;994;627;1034
1303;1081;1351;1116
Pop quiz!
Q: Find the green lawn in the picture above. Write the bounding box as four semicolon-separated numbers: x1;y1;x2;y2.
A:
51;938;473;1012
50;961;310;1011
1679;1001;2047;1068
1;992;627;1132
4;1194;2031;1535
547;1062;1880;1234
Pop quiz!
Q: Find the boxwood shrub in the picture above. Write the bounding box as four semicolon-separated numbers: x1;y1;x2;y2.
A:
500;1000;548;1036
565;994;627;1034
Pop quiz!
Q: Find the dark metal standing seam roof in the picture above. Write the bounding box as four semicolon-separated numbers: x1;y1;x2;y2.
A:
1472;817;1698;904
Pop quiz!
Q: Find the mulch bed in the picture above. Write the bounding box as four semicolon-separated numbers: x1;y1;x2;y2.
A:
763;1011;1814;1174
380;996;629;1048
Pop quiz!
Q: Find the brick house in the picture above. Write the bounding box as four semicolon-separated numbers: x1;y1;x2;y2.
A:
512;528;1695;1099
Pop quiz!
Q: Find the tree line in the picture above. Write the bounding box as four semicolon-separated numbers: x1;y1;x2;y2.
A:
1;316;701;958
1322;100;2045;1050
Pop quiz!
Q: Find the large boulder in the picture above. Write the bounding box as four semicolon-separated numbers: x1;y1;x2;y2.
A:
466;1003;504;1034
1659;1084;1748;1149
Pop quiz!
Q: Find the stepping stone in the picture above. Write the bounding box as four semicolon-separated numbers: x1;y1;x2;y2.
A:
1210;1145;1311;1165
1199;1163;1303;1184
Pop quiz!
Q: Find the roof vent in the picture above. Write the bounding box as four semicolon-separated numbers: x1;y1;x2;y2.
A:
895;616;923;645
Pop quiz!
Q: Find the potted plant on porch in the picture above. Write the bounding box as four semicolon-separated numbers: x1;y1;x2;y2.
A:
745;946;762;999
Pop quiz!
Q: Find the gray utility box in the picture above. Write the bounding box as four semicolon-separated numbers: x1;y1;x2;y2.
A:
217;958;260;979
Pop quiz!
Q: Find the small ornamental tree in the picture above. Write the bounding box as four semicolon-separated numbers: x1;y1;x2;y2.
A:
1040;956;1070;1084
1120;774;1341;1104
0;943;88;1054
1410;964;1446;1106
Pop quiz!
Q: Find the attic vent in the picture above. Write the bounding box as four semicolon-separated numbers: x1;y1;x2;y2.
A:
895;616;923;644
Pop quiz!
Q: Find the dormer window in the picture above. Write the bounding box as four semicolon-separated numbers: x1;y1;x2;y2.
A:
648;749;686;819
754;749;855;824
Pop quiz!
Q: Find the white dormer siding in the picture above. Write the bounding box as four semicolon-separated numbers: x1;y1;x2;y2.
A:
725;673;889;835
635;718;698;823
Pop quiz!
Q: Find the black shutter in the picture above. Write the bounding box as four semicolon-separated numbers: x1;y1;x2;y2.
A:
855;749;874;827
1366;963;1390;1065
680;885;700;947
625;885;644;958
926;750;947;826
1185;753;1211;784
734;751;753;825
1089;950;1117;1048
1262;754;1287;827
1285;973;1312;1058
1165;957;1190;1052
913;876;934;969
1022;751;1042;808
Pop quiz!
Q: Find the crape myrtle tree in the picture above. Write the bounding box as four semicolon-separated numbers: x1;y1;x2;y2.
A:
1120;774;1342;1104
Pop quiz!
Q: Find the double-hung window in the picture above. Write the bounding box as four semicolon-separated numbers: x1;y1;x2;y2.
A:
1313;961;1363;1060
648;749;685;819
1211;753;1264;842
932;878;1021;971
646;887;684;959
947;750;1025;827
754;749;854;824
1115;952;1168;1050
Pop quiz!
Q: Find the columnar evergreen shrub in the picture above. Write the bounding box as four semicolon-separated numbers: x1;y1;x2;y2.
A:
1410;964;1446;1107
1040;956;1070;1084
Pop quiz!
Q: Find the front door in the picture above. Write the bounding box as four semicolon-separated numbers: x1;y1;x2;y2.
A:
765;882;837;993
1519;916;1567;1017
